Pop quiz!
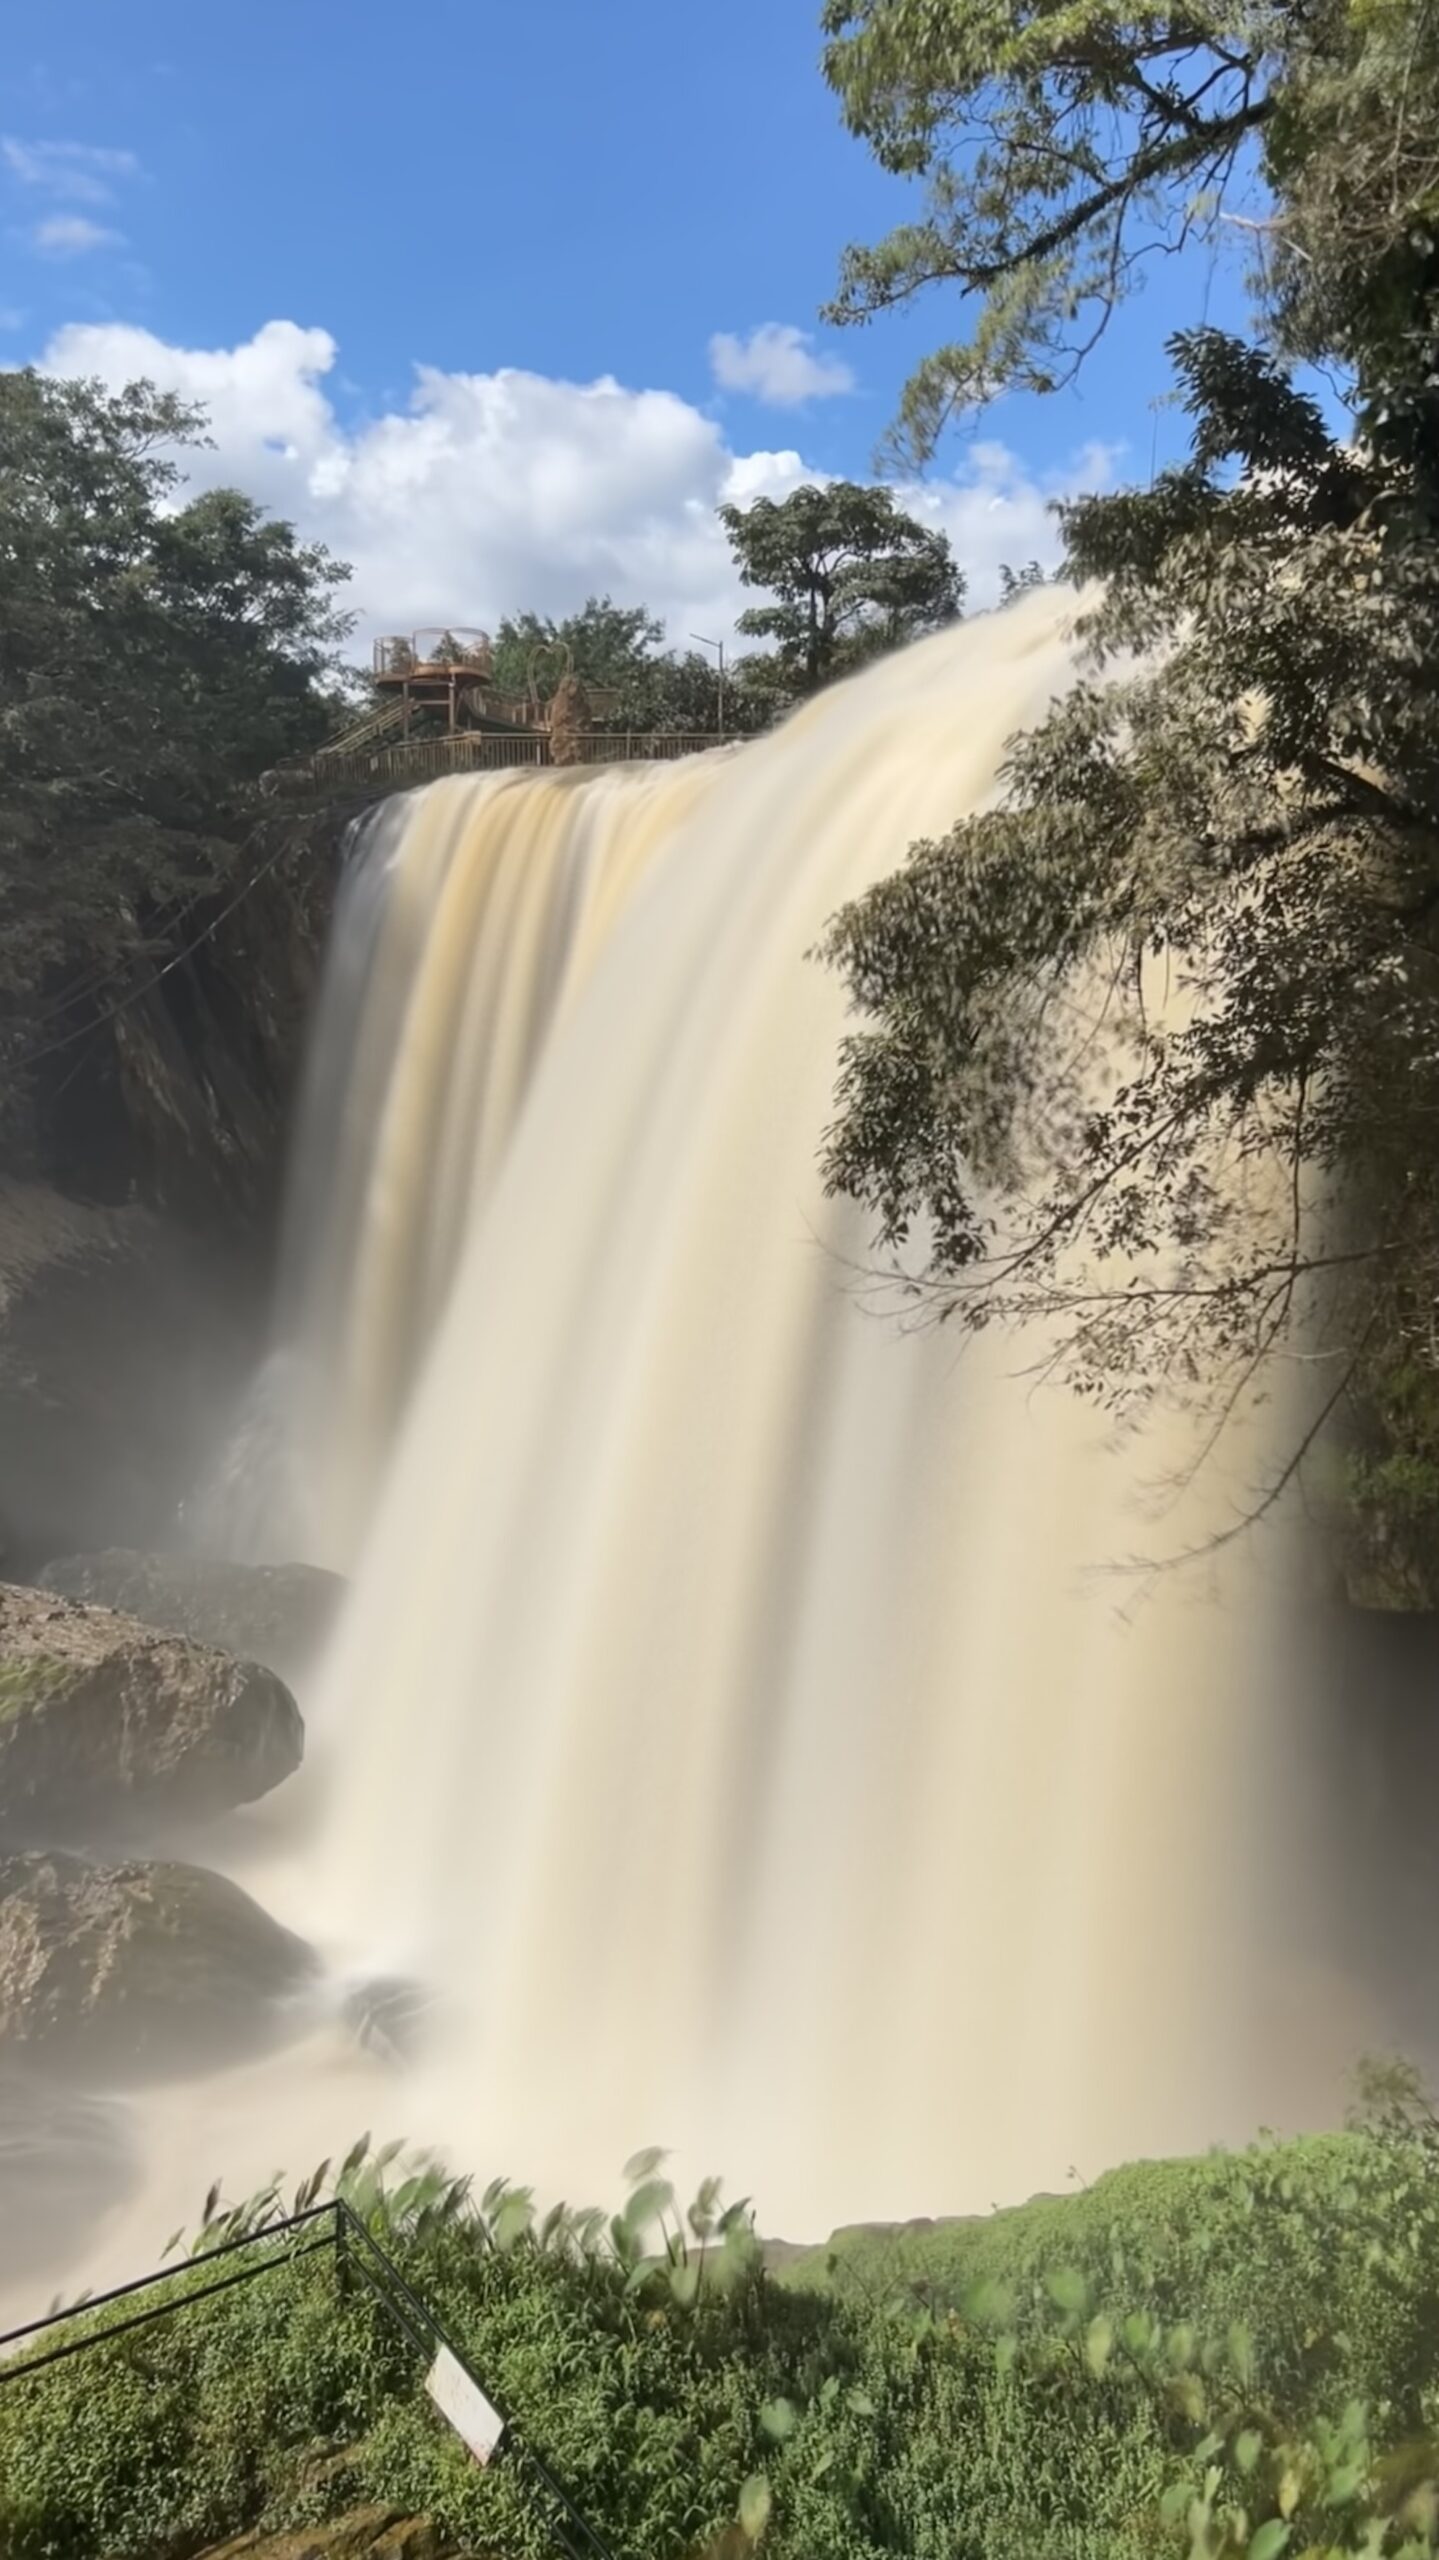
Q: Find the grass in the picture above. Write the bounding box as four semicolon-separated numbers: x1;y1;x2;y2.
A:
6;2096;1439;2560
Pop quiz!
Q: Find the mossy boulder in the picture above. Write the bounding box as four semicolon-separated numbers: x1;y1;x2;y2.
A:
0;1582;302;1842
0;1849;315;2077
35;1549;344;1686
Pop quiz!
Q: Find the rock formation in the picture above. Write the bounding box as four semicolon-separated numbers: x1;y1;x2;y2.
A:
0;1849;315;2076
36;1550;344;1686
0;1582;303;1840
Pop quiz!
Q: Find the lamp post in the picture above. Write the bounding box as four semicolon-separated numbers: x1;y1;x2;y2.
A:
690;632;726;741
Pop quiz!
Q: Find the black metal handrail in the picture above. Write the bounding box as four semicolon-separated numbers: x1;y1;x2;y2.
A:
0;2197;617;2560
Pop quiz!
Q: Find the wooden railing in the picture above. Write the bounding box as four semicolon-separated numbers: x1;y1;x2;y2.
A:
309;730;728;791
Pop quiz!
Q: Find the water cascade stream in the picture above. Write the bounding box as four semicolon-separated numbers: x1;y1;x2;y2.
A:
22;585;1394;2305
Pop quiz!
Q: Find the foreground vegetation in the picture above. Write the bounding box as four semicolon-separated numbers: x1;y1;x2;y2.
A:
8;2071;1439;2560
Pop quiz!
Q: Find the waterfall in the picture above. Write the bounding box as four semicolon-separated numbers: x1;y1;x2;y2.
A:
216;584;1374;2238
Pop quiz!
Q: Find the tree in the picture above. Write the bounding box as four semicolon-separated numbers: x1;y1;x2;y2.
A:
718;481;963;695
489;595;772;737
821;0;1280;465
490;596;665;702
815;0;1439;1583
0;367;353;1056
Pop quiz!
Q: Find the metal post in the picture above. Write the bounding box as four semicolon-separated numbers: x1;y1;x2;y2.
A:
690;632;725;741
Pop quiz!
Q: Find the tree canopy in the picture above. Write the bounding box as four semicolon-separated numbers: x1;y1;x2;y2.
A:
719;479;964;693
488;596;772;737
0;369;353;997
816;0;1439;1587
821;0;1281;463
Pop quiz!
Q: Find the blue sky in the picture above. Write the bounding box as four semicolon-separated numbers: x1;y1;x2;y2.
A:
2;0;1260;647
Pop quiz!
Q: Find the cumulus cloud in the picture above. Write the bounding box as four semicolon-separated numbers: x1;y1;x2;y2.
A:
710;321;855;407
38;317;1119;650
2;137;138;203
33;213;122;257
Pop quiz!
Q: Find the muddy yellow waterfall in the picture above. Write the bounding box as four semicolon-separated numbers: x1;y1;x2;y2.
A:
25;584;1381;2304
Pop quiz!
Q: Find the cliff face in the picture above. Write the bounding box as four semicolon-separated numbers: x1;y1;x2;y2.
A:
0;801;367;1573
11;807;360;1230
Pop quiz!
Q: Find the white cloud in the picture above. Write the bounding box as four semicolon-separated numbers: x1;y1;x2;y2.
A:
899;437;1126;597
709;322;855;407
2;137;139;204
37;317;1119;651
33;212;122;257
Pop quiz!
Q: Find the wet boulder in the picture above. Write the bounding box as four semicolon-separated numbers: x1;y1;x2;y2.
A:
35;1550;344;1687
341;1974;437;2066
0;1849;316;2078
0;1582;303;1841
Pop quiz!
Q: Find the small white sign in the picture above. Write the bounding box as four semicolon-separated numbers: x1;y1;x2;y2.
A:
425;2343;506;2466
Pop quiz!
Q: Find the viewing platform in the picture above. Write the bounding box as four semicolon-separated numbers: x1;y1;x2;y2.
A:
273;625;729;797
366;629;621;738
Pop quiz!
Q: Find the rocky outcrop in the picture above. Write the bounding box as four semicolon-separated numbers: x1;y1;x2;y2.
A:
0;1582;302;1840
0;1181;260;1578
35;1550;344;1685
341;1975;436;2065
0;2063;138;2281
0;807;360;1575
8;807;354;1231
0;1849;315;2077
199;2511;445;2560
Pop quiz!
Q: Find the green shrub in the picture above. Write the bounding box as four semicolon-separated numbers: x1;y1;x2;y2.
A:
5;2103;1439;2560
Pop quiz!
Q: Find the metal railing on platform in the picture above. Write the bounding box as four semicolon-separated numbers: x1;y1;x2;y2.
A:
310;730;726;791
0;2198;618;2560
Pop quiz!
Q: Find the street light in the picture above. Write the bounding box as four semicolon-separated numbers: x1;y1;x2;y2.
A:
690;631;726;741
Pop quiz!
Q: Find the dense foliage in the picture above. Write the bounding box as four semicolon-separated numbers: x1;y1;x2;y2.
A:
0;370;353;998
816;0;1439;1580
487;597;773;739
719;481;963;694
10;2091;1439;2560
484;489;964;740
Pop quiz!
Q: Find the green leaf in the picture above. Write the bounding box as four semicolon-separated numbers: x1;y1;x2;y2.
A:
1046;2265;1089;2316
623;2176;676;2236
669;2259;701;2308
760;2398;797;2441
1085;2314;1114;2377
1236;2431;1263;2477
623;2146;669;2185
1247;2523;1291;2560
964;2277;1015;2329
739;2475;772;2541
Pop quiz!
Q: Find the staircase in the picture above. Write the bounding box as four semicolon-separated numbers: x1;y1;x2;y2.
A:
314;697;410;761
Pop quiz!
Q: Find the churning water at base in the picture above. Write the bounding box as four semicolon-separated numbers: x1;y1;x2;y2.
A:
33;587;1395;2305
